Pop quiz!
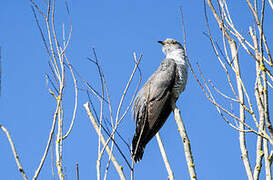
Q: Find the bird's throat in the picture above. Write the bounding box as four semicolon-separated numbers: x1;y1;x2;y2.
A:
166;50;186;65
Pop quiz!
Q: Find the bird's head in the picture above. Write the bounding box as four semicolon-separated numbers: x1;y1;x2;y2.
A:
158;38;184;55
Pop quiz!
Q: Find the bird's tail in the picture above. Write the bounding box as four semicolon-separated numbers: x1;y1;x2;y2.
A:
132;134;145;162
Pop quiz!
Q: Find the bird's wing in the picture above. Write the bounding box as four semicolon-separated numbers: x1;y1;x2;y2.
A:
133;58;176;147
144;58;176;140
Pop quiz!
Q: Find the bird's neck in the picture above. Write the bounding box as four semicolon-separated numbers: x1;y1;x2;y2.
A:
166;49;186;65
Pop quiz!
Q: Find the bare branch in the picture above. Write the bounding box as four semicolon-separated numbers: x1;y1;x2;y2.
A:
76;163;79;180
269;151;273;165
204;1;273;179
60;2;73;55
97;53;142;168
268;0;273;10
119;53;143;123
179;6;187;54
0;46;1;96
33;99;60;180
208;80;239;102
156;133;175;180
229;40;253;180
84;102;126;180
70;63;108;103
62;60;78;139
51;144;55;180
263;138;272;180
172;105;197;180
0;125;28;180
29;0;46;19
31;6;54;69
115;54;143;123
253;99;264;180
86;92;132;169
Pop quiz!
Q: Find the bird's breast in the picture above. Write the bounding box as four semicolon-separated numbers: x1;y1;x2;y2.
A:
172;63;188;98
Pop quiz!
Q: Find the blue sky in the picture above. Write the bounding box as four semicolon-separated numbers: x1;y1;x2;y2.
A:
0;0;272;179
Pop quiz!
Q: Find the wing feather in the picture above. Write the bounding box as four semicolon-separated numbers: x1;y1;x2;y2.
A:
132;58;177;161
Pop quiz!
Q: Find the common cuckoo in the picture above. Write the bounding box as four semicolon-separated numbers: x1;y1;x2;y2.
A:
132;38;188;162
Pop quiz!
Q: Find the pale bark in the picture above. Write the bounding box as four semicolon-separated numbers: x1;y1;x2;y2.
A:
84;102;126;180
0;125;28;180
231;41;253;180
172;105;197;180
156;133;175;180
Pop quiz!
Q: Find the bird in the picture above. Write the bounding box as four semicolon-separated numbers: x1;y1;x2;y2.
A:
132;38;188;162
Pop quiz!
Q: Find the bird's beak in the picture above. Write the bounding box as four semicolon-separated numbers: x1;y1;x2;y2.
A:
158;40;165;45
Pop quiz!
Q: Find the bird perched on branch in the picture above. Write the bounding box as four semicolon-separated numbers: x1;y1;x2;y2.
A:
132;38;188;162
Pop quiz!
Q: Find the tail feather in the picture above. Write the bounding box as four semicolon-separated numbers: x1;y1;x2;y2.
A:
132;134;145;162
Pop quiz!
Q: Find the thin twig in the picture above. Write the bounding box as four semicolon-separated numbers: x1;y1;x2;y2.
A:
97;54;142;169
156;133;175;180
0;125;28;180
51;143;55;180
118;53;143;123
179;6;187;54
46;73;58;94
76;163;79;180
86;92;132;169
31;6;55;72
60;2;72;55
101;53;143;178
115;53;143;123
33;99;60;180
29;0;46;18
0;46;1;96
84;102;126;180
203;8;239;100
178;8;196;180
62;60;78;139
69;63;108;103
208;80;239;102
